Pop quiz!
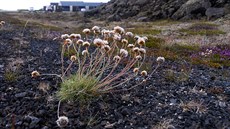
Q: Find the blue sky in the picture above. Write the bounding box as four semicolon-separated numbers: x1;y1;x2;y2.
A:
0;0;109;11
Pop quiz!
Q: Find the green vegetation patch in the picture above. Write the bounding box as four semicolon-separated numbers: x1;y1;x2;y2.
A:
179;22;226;36
127;28;161;35
57;74;99;102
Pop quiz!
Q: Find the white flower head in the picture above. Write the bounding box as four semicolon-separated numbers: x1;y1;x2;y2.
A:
76;39;84;45
133;68;139;74
92;26;100;34
121;39;128;44
137;38;145;46
82;50;89;56
143;36;148;41
70;55;77;61
156;57;165;63
31;71;40;78
132;47;140;53
61;34;69;39
126;32;134;37
141;70;147;76
127;44;135;49
94;38;104;47
56;116;69;127
70;33;76;39
103;40;109;45
0;21;5;25
113;55;121;62
65;39;73;45
134;35;140;41
135;55;142;60
139;48;146;54
113;34;121;41
120;49;128;57
83;28;90;34
75;34;81;39
83;41;90;47
102;45;111;52
114;26;125;34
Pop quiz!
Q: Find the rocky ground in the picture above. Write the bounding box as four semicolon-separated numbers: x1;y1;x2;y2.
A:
0;14;230;129
86;0;230;21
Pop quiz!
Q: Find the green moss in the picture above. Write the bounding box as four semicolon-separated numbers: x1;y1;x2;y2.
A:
57;74;99;102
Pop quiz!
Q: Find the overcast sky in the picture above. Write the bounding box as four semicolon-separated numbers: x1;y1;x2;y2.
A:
0;0;109;11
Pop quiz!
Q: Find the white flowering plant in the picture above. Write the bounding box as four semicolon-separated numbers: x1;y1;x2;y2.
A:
32;25;165;102
32;25;165;127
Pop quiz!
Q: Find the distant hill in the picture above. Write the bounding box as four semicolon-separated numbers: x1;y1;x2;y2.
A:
85;0;230;21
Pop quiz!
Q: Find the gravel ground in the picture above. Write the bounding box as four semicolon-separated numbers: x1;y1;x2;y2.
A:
0;24;230;129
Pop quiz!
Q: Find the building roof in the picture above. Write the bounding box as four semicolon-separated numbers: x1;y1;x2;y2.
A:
60;1;103;6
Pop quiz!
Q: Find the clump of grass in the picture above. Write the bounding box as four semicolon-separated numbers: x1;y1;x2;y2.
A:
179;22;226;36
57;74;98;102
180;100;207;114
4;70;18;82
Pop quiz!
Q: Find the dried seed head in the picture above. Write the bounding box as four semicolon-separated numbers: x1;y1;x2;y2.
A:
139;48;146;54
75;34;81;39
83;28;90;34
114;26;125;34
76;39;84;45
127;44;135;49
61;34;69;39
64;39;72;45
70;33;76;39
31;71;40;78
122;39;128;44
133;68;139;73
70;55;77;61
0;21;5;25
132;47;140;53
94;38;104;47
102;45;111;52
156;57;165;63
83;41;90;47
113;55;121;62
143;36;148;41
126;32;134;37
135;55;142;60
113;34;121;41
103;40;109;45
137;38;145;46
56;116;69;127
120;49;128;57
82;50;89;56
134;35;140;41
141;70;147;76
92;26;100;34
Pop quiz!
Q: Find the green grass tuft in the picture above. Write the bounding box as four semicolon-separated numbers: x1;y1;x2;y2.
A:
57;74;99;102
